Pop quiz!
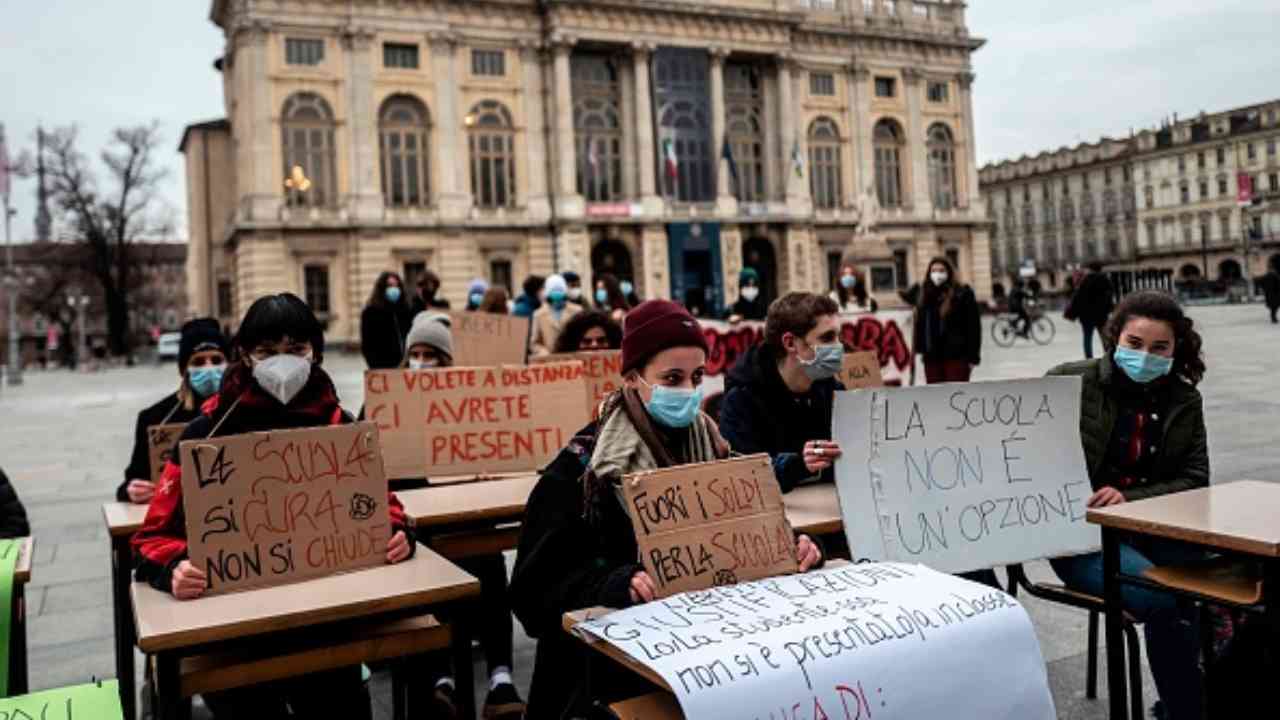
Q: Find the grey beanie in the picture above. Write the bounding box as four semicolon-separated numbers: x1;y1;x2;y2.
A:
405;311;453;361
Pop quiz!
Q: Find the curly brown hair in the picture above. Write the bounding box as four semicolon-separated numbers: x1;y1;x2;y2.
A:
1102;290;1205;386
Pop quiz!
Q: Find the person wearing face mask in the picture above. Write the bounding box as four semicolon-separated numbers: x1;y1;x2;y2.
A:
403;311;453;370
562;271;585;307
132;294;414;720
830;261;878;314
512;275;546;318
552;310;623;354
411;269;451;314
530;274;582;356
510;300;824;718
1046;291;1209;720
718;293;846;493
725;267;767;321
593;272;632;323
465;277;490;311
913;256;981;384
119;318;229;504
359;271;414;371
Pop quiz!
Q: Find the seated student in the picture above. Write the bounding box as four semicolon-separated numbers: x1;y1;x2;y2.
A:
510;300;823;718
0;468;31;538
530;274;582;356
718;292;845;492
119;318;229;504
132;294;413;720
1047;291;1209;720
551;309;623;354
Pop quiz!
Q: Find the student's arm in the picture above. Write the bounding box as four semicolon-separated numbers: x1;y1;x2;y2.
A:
0;470;31;539
718;388;809;492
510;466;638;639
385;492;417;560
120;409;151;502
131;459;190;593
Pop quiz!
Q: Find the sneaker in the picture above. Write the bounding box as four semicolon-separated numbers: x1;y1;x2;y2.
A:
431;683;459;720
483;682;526;720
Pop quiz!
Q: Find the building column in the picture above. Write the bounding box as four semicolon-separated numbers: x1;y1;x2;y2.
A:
956;71;981;213
238;21;280;220
777;56;805;208
556;225;591;282
342;26;382;221
521;40;551;221
429;32;470;219
551;36;584;218
902;68;931;214
632;43;661;214
709;47;736;216
847;63;873;206
641;224;671;299
720;224;743;303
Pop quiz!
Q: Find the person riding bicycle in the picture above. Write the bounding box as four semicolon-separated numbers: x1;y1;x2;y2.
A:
1008;280;1035;337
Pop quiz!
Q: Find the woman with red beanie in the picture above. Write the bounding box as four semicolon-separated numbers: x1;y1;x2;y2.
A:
509;300;823;717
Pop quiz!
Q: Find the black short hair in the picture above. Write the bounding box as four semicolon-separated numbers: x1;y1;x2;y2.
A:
234;293;326;362
522;275;546;297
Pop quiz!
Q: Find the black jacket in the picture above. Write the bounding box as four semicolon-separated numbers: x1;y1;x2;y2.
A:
913;285;982;365
726;296;767;321
509;423;643;719
0;469;31;538
360;303;413;370
1259;271;1280;309
410;295;451;315
1068;272;1116;324
120;392;202;502
718;346;842;492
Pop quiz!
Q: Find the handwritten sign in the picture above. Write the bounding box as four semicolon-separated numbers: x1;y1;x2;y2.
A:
838;351;883;390
577;564;1055;720
0;680;124;719
179;423;391;595
366;363;589;479
147;422;188;483
449;311;530;366
531;350;623;418
622;455;796;598
833;378;1097;574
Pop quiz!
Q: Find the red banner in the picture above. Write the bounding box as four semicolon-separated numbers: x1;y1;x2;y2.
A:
1237;171;1254;206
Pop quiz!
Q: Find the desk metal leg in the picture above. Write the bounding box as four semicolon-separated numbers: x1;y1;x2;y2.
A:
1102;528;1129;720
154;653;190;720
449;606;477;720
111;536;137;719
10;582;27;695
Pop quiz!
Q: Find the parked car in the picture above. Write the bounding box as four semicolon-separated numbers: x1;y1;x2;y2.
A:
156;332;181;361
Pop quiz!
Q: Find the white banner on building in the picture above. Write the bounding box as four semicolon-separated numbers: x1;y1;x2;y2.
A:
833;377;1098;574
577;563;1055;720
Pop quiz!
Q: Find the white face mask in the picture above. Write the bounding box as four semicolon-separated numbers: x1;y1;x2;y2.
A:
930;271;949;287
568;287;582;300
740;286;760;302
408;358;439;370
252;353;312;406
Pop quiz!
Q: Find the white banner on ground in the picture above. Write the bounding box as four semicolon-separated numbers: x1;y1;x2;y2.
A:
833;377;1098;573
577;563;1055;720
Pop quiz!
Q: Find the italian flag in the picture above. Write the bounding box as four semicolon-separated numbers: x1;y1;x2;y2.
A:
663;138;679;182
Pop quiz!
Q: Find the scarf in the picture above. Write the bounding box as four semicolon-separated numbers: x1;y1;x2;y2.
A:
207;361;344;436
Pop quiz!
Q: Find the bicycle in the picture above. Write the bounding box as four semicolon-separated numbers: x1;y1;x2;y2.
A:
991;301;1056;347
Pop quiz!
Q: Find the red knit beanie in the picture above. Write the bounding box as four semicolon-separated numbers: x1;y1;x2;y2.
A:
621;300;709;374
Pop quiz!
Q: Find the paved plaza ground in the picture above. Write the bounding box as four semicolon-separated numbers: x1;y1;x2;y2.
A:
1;303;1276;718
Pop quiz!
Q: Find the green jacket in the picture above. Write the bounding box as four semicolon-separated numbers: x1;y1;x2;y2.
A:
1047;357;1209;502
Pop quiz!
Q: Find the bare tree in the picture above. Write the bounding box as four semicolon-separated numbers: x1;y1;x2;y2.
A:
43;123;171;356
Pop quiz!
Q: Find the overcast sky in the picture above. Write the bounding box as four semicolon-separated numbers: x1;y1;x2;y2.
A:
2;1;1279;242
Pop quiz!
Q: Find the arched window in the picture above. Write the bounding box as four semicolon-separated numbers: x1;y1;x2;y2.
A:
653;48;713;202
281;93;337;207
807;117;843;210
467;100;516;208
378;95;431;207
873;118;904;207
572;56;623;203
725;63;766;202
926;123;956;209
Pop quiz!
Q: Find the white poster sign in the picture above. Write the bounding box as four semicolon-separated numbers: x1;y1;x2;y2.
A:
833;377;1098;573
578;563;1055;720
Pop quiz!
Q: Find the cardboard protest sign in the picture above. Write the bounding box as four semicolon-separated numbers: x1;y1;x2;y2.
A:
833;377;1098;574
577;563;1055;720
448;311;530;366
621;454;796;598
147;422;188;483
366;363;589;479
180;423;391;595
531;350;623;418
0;680;124;719
838;350;883;390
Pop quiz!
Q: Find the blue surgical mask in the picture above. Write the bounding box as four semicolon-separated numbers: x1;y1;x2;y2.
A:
642;381;704;429
188;365;224;398
840;274;857;289
621;280;634;296
548;290;567;307
385;286;402;303
799;341;844;381
595;288;609;305
1113;346;1173;384
469;292;485;307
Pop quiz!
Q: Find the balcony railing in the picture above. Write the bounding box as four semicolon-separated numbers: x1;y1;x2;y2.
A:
791;0;966;29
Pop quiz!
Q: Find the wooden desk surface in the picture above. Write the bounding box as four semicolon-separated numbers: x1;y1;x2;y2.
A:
132;546;479;653
1088;480;1280;558
400;475;538;528
103;502;150;537
10;537;32;584
784;483;843;536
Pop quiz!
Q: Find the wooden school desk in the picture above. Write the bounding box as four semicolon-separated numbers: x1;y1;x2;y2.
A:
400;474;538;559
783;483;843;537
1088;480;1280;720
102;501;148;718
133;546;480;720
8;537;33;696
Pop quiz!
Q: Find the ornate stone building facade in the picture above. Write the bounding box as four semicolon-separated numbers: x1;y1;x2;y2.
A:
185;0;990;343
981;99;1280;293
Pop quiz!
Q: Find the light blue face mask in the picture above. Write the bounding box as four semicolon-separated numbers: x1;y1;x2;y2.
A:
799;341;844;381
595;288;609;305
188;365;225;398
469;292;485;307
840;274;857;289
1113;346;1173;384
385;286;402;303
547;290;567;308
643;382;704;429
621;280;634;297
